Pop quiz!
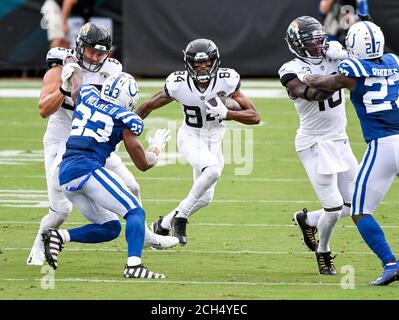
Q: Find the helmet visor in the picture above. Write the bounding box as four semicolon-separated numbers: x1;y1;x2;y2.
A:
303;38;326;58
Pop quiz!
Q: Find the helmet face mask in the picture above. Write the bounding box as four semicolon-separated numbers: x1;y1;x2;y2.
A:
100;72;140;111
75;22;112;72
345;21;384;60
184;39;220;83
285;16;327;64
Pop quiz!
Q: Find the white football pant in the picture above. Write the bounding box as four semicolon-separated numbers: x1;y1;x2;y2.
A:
352;135;399;215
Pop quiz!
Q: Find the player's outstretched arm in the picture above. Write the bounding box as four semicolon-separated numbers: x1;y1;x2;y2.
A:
135;89;173;119
122;128;171;172
38;66;65;118
227;89;260;125
303;73;356;92
286;77;334;102
122;129;154;172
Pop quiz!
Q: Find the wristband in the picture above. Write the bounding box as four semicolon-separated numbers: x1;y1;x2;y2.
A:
59;86;71;97
304;86;311;101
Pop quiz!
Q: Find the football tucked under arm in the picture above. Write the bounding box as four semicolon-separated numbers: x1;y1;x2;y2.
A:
207;96;242;111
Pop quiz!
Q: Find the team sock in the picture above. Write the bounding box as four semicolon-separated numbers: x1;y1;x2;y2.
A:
356;215;396;265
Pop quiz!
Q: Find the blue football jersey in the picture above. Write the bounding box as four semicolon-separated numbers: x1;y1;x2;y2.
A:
59;85;144;185
338;53;399;142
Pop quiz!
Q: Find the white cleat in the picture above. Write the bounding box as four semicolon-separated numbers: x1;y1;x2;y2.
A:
26;248;45;266
144;233;179;250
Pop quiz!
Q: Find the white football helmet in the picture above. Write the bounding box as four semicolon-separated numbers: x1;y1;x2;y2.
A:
100;72;140;111
345;21;384;60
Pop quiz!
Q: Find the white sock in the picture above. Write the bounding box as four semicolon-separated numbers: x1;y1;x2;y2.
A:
31;210;67;252
187;197;212;218
161;166;220;228
179;166;220;215
317;209;341;253
127;256;141;266
160;207;179;230
306;209;323;227
339;204;351;219
59;229;70;243
144;222;157;244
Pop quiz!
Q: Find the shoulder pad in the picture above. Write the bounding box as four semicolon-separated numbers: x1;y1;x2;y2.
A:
338;59;368;78
100;57;123;74
278;59;303;78
217;68;240;90
385;53;399;68
165;71;187;97
46;47;72;69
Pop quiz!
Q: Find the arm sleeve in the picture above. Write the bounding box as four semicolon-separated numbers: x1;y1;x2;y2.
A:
338;59;368;78
116;111;144;136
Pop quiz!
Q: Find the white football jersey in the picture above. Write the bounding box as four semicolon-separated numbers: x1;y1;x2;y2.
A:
165;68;240;137
43;47;122;143
278;58;348;151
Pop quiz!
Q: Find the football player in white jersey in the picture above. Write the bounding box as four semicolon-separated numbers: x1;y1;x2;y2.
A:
27;22;177;265
136;38;260;245
278;16;359;275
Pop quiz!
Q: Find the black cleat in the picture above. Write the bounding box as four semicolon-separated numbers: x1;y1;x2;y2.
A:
42;228;64;270
293;208;318;252
124;264;165;279
171;216;188;245
315;247;337;275
151;216;170;236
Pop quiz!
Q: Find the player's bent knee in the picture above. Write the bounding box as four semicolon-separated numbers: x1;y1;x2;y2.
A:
47;207;71;224
321;193;343;210
50;200;73;217
203;166;222;184
124;206;146;220
102;220;122;240
314;173;334;186
127;182;141;198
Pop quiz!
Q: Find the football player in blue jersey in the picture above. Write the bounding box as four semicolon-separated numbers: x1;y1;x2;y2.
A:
42;69;172;279
301;21;399;285
28;22;178;266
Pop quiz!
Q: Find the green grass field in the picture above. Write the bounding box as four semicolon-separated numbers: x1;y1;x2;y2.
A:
1;79;399;300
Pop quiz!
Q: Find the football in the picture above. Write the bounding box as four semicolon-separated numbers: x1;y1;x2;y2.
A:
207;96;242;111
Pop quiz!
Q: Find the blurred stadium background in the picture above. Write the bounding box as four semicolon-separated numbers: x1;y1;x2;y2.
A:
2;0;399;301
1;0;398;78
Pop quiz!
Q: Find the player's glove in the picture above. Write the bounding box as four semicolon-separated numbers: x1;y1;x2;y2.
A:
147;128;171;155
205;97;228;120
60;63;81;95
325;41;349;60
296;68;311;83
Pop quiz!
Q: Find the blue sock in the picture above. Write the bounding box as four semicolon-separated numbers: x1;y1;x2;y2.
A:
69;220;121;243
124;207;145;258
356;215;396;265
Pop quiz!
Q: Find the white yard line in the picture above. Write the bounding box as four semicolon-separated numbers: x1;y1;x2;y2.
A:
4;198;399;208
0;88;287;99
1;277;348;286
2;247;375;256
0;175;310;182
1;220;399;229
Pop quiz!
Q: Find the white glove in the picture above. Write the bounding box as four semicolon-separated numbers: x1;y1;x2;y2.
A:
325;41;349;60
205;97;228;120
60;63;81;94
148;128;171;155
296;68;311;83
